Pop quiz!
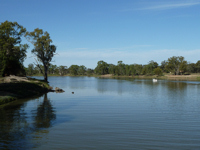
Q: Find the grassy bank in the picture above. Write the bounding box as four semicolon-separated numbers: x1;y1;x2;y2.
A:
0;77;51;105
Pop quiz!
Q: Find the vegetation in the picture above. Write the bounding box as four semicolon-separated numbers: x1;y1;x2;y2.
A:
0;21;56;83
25;28;56;82
25;56;200;78
0;21;28;77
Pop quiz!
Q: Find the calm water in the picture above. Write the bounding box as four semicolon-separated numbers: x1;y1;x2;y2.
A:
1;76;200;150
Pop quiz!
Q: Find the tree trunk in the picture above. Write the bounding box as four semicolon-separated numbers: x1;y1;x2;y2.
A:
44;64;48;82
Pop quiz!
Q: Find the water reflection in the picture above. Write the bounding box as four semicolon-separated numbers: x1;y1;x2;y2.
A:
96;78;193;96
32;94;56;128
0;94;56;149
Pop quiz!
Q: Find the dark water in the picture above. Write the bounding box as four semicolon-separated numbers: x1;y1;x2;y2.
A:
1;76;200;150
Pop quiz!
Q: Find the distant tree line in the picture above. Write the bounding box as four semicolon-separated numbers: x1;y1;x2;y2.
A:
93;56;200;76
25;56;200;76
25;63;94;76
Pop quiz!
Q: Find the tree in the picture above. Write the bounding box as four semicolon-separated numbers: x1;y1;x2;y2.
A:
69;65;79;75
0;21;28;76
26;63;35;75
108;64;115;74
186;63;196;74
58;65;67;76
48;64;58;74
134;64;143;75
117;61;126;75
95;61;109;75
144;60;158;75
25;28;56;82
129;64;136;76
154;67;163;76
125;65;130;76
86;68;94;76
196;60;200;73
165;56;187;75
160;60;168;73
78;65;86;75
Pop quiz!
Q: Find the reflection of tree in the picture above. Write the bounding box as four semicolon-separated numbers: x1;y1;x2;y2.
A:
0;93;56;149
0;102;29;149
167;81;187;91
34;93;56;128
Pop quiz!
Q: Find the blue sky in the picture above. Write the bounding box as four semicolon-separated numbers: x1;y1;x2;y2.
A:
1;0;200;69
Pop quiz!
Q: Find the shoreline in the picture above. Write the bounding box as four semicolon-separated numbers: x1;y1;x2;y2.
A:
1;74;199;106
29;73;200;81
99;74;200;81
0;77;52;106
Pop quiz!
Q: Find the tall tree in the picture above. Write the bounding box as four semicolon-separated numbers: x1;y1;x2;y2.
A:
0;21;28;76
166;56;187;75
25;28;56;82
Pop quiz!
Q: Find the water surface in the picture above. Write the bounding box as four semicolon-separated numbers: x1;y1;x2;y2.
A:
1;76;200;150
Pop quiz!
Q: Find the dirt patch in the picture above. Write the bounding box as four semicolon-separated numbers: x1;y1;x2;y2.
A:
100;74;113;78
3;75;30;83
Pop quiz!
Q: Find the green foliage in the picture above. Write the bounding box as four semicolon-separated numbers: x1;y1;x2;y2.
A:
86;68;94;76
129;64;136;76
142;60;158;75
26;63;35;75
165;56;187;75
154;67;163;76
196;60;200;73
78;65;86;75
49;64;58;74
25;28;56;81
95;61;109;75
0;21;28;76
58;65;68;76
108;64;115;74
160;61;168;73
69;65;79;75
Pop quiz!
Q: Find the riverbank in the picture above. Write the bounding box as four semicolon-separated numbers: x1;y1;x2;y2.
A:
100;73;200;81
0;76;52;105
28;73;200;81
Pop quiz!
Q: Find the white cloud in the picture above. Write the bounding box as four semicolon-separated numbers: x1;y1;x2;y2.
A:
122;0;200;12
141;1;200;10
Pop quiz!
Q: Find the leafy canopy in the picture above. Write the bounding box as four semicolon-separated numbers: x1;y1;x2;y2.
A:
25;28;56;81
0;21;28;76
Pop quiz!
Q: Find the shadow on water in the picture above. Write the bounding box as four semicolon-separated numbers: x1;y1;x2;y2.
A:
0;93;57;149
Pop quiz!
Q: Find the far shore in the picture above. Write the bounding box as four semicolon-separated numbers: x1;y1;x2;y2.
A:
99;73;200;81
27;73;200;81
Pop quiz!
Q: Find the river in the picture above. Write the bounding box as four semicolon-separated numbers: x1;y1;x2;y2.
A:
1;76;200;150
